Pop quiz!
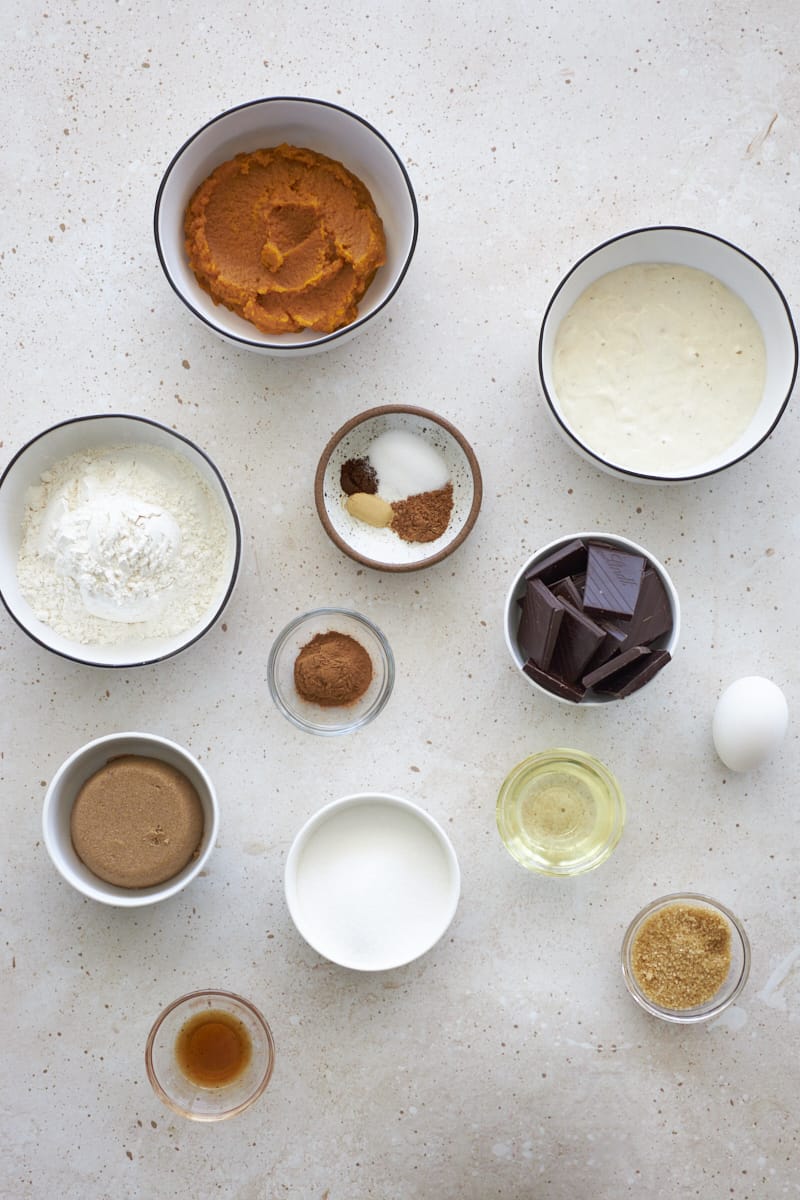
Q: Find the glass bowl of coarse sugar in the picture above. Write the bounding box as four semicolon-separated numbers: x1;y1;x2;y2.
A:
0;414;241;667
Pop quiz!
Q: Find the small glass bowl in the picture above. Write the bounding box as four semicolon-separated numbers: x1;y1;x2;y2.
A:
145;990;275;1121
620;893;751;1023
267;608;394;735
496;748;624;876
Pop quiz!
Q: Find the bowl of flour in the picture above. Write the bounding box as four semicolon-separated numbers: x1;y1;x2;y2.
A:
0;415;241;666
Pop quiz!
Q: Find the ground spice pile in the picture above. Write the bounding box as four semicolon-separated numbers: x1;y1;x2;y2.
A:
293;630;373;707
340;457;378;495
390;482;454;543
631;902;732;1009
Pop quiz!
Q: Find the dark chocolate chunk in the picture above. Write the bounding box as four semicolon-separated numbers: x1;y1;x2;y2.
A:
583;544;645;619
549;599;607;683
517;578;564;670
551;574;583;609
581;644;651;689
618;568;673;650
523;658;585;702
524;539;587;586
585;617;628;671
594;649;671;698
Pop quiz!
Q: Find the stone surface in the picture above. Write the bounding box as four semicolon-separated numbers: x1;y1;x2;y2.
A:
2;1;799;1197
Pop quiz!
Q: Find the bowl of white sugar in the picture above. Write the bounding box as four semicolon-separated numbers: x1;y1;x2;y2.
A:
285;792;461;971
314;405;482;571
0;415;241;666
539;225;798;483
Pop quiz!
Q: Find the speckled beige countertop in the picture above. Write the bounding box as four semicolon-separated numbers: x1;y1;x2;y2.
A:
3;2;800;1197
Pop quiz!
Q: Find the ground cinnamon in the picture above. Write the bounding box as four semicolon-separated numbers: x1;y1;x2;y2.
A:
293;630;373;707
390;482;453;543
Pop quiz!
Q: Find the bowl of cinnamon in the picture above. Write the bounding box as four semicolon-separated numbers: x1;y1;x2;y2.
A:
314;405;482;572
267;607;394;735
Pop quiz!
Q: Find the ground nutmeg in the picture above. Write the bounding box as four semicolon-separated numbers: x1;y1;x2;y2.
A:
293;630;373;707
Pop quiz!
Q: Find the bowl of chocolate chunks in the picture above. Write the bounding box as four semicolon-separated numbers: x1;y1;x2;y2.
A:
504;532;680;705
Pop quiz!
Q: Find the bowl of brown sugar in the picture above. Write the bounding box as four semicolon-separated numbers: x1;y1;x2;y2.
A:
620;893;750;1023
314;405;482;572
267;608;394;735
42;731;219;907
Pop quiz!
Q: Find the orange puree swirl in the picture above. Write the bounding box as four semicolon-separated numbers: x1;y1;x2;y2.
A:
184;143;387;335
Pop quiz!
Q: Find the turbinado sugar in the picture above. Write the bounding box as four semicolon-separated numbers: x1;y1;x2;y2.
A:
631;903;732;1009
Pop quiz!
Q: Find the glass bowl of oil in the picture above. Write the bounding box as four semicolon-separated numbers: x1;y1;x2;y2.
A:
145;990;275;1121
496;748;624;876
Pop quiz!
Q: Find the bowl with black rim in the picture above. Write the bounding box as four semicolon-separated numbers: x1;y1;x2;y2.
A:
539;225;797;483
154;96;418;357
0;414;241;667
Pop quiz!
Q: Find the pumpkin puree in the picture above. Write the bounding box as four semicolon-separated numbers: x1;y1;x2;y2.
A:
184;143;386;335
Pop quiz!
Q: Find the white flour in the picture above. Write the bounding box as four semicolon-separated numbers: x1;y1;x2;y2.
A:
17;444;230;645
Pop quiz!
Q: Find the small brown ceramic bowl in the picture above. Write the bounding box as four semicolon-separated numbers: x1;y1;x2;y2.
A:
314;405;482;572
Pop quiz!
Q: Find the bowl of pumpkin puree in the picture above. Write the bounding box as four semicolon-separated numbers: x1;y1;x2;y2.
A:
155;97;418;356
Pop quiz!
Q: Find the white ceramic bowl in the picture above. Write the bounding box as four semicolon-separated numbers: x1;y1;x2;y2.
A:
285;793;460;971
155;96;418;356
314;405;482;571
42;732;219;907
0;414;241;667
504;531;680;706
539;225;798;482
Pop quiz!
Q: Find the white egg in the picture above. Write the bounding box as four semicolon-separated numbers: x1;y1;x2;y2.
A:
712;676;789;772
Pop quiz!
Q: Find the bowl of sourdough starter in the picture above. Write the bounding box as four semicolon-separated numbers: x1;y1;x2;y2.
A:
539;226;798;483
0;414;240;666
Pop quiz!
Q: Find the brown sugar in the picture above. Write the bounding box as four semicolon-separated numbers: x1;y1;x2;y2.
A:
70;755;204;888
631;903;732;1009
